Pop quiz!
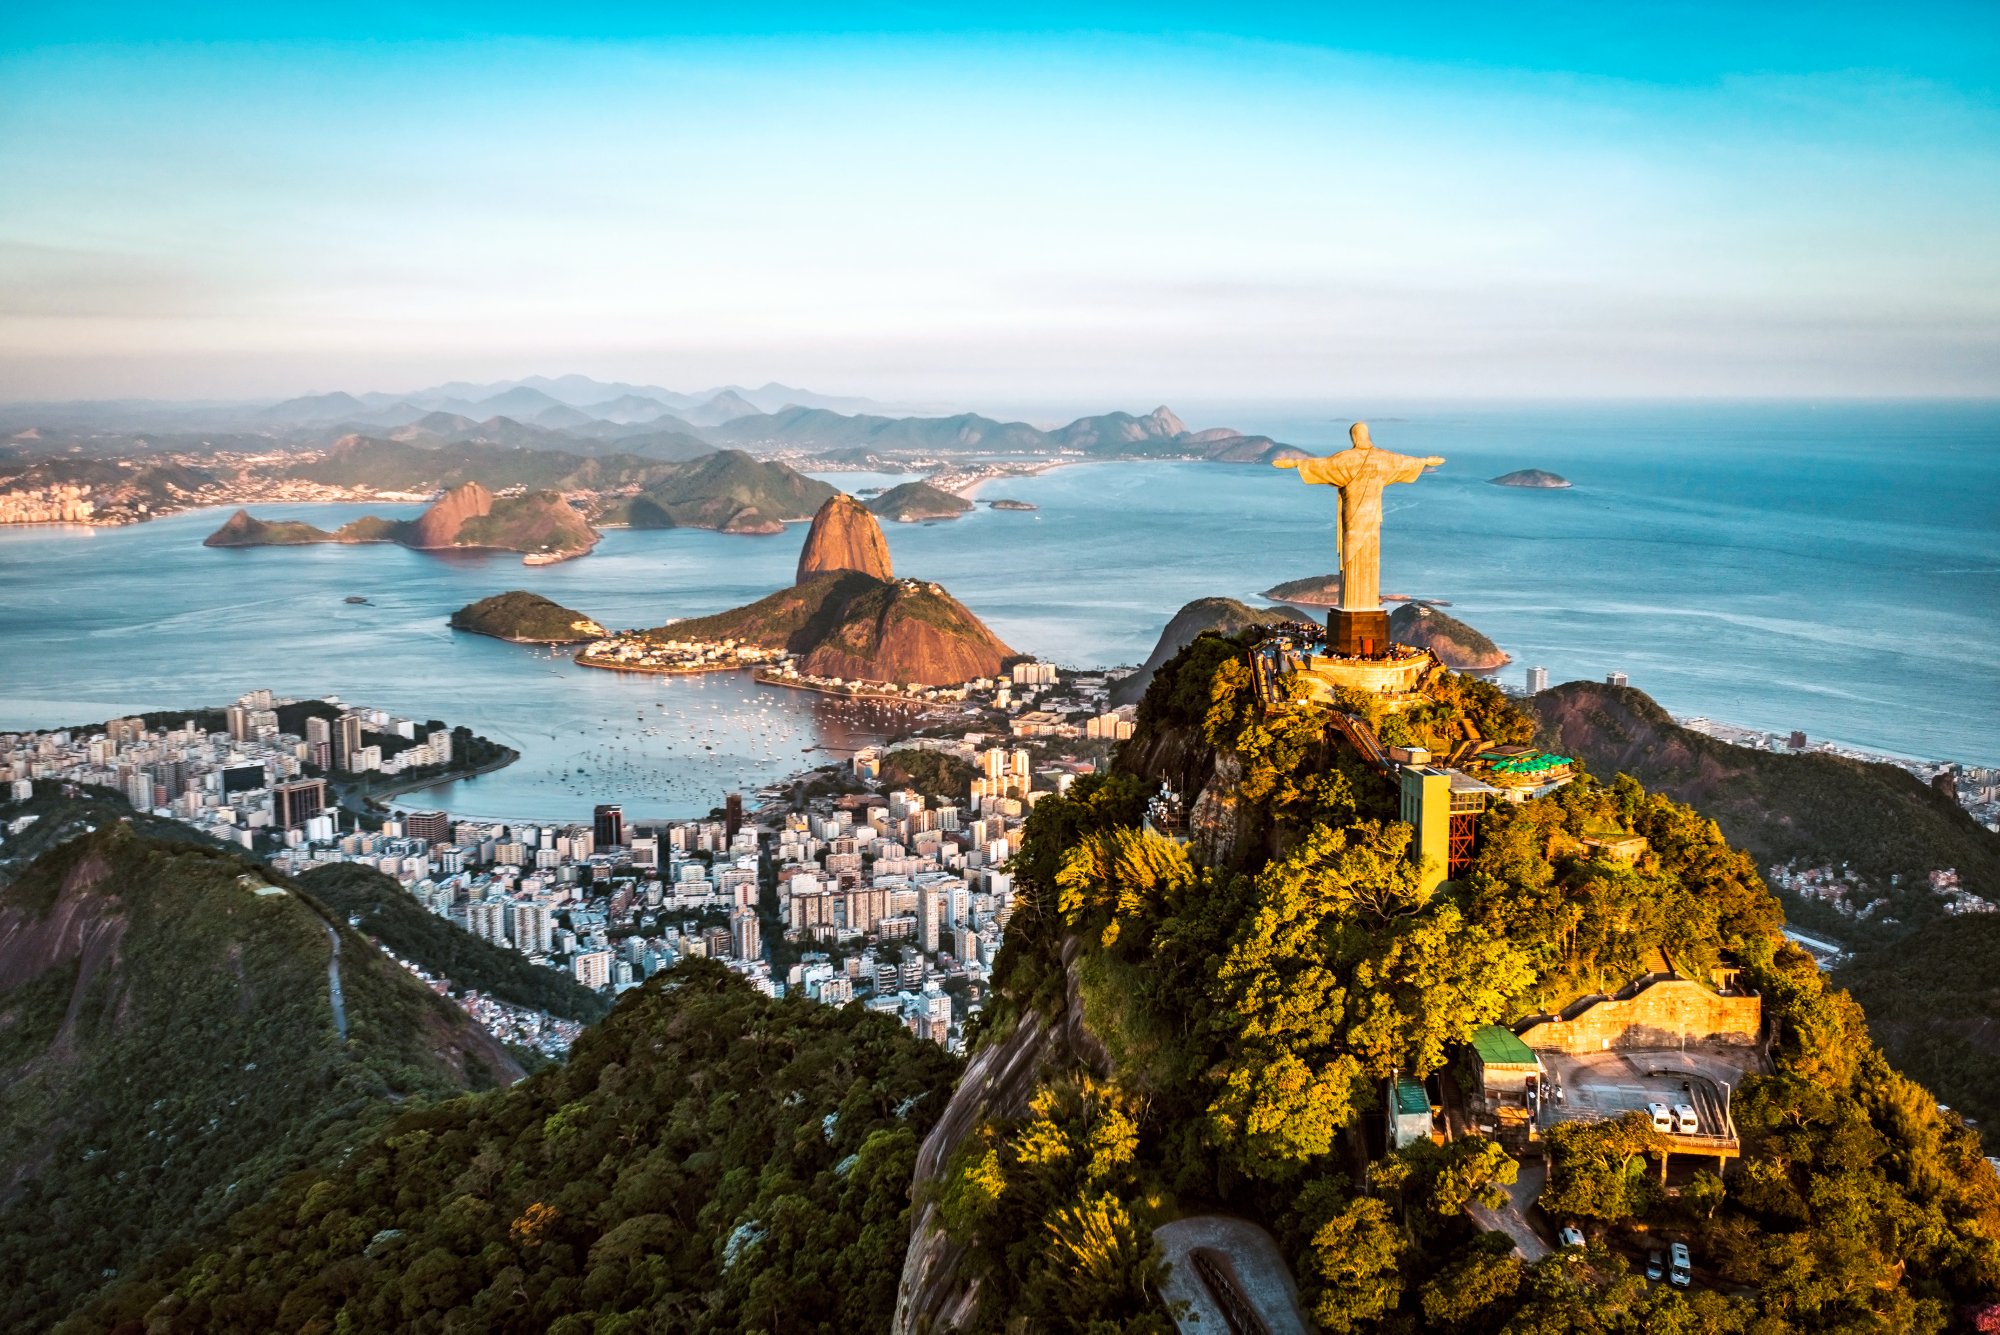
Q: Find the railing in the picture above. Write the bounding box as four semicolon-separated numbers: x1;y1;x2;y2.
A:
1189;1248;1272;1335
1328;711;1392;774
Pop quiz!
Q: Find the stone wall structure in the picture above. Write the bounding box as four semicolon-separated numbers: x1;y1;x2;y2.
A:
1517;976;1761;1053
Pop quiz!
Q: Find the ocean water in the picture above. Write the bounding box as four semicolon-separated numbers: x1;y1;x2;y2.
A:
0;402;1993;820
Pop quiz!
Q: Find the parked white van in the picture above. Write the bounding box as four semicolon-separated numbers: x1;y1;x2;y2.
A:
1672;1103;1700;1134
1647;1101;1673;1132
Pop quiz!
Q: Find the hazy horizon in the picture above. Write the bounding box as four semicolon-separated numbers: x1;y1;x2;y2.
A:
4;3;1997;403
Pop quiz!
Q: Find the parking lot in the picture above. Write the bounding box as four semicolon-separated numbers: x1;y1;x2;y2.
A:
1535;1048;1761;1141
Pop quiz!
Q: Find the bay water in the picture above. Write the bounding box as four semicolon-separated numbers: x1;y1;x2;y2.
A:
0;401;1993;818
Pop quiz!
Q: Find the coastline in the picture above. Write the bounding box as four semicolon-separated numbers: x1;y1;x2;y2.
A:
752;669;933;708
452;625;597;646
574;652;751;678
355;746;522;808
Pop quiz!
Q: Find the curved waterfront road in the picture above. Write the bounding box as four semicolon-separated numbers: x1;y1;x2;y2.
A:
320;920;349;1043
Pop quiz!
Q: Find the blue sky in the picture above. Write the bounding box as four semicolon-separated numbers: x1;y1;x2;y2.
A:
2;3;1996;403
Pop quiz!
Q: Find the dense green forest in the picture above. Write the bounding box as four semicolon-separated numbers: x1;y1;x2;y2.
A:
0;812;516;1330
1538;680;2000;1123
301;863;611;1023
937;630;2000;1331
65;961;960;1334
1535;681;2000;929
878;747;977;804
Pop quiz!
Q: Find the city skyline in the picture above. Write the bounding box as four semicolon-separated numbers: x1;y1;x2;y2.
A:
5;2;1998;402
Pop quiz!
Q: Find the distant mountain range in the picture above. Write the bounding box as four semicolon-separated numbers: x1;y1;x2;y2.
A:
1;374;1310;473
0;375;920;434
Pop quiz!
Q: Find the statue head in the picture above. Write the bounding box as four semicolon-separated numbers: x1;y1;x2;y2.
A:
1349;422;1373;449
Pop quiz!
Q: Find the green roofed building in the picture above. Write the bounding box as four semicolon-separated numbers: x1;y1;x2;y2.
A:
1389;1073;1435;1148
1468;1024;1543;1147
1469;744;1576;802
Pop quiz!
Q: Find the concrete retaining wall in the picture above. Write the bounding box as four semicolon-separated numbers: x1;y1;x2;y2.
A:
1518;978;1760;1053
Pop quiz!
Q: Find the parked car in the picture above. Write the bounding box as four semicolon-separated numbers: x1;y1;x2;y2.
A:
1670;1241;1693;1287
1673;1103;1701;1134
1645;1250;1665;1281
1647;1101;1674;1132
1559;1223;1586;1249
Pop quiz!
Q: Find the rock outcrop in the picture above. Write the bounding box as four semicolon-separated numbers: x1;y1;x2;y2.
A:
401;480;494;548
793;578;1014;684
667;571;1013;687
1390;602;1509;670
1261;572;1343;606
796;492;895;582
867;480;973;523
203;509;335;547
1108;596;1314;707
449;591;607;643
1490;468;1572;488
657;503;1012;686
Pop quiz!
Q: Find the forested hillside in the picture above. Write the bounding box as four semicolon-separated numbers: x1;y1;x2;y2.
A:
1538;680;2000;1123
913;630;2000;1331
66;961;960;1334
0;811;517;1329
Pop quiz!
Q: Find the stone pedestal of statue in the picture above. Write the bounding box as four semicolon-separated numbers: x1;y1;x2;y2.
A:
1328;608;1392;659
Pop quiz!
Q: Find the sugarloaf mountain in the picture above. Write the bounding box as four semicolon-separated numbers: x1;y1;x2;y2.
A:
656;493;1013;685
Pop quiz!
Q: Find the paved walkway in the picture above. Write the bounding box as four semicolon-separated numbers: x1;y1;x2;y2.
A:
1156;1215;1309;1334
321;919;348;1043
1468;1161;1549;1262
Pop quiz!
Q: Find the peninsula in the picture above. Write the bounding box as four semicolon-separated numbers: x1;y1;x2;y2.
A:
205;481;599;564
1388;601;1510;669
1490;467;1572;488
448;591;607;644
630;493;1013;688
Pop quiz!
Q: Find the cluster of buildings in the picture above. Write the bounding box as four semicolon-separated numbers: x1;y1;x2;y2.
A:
0;691;453;848
0;684;1102;1056
1770;860;1993;922
0;483;95;525
577;634;790;676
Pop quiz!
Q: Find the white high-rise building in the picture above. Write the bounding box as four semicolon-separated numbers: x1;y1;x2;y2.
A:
1526;665;1548;695
574;950;613;989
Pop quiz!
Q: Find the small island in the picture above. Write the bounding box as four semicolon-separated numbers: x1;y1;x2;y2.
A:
987;498;1037;511
1260;572;1343;607
867;480;973;523
449;591;608;644
1489;468;1572;489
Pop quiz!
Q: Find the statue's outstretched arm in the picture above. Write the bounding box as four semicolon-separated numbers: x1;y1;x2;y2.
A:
1272;457;1300;469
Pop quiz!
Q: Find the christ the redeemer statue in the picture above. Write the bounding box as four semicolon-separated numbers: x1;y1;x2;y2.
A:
1275;422;1443;657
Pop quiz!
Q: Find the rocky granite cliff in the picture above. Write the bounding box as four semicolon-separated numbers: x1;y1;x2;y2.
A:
666;571;1013;686
658;500;1011;685
797;492;895;581
1389;601;1509;669
399;479;493;547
